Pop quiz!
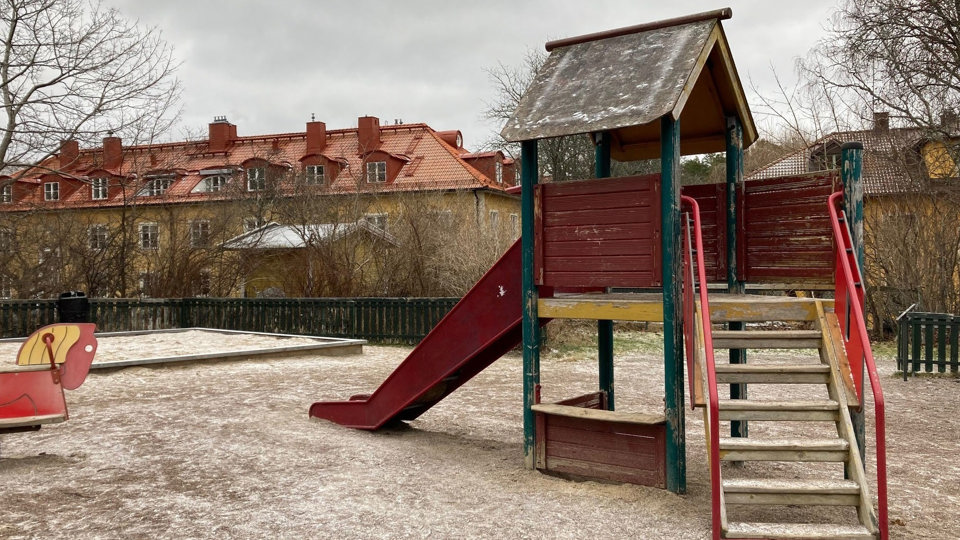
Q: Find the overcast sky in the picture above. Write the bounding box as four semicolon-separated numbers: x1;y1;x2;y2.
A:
105;0;840;150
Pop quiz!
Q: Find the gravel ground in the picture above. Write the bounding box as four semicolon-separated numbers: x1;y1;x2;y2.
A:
0;331;956;539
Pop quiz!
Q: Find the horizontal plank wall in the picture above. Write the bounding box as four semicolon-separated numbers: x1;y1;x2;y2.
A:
680;183;727;282
739;172;839;283
535;175;662;288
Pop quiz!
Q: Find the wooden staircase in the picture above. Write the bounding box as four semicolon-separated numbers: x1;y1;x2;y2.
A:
694;298;879;539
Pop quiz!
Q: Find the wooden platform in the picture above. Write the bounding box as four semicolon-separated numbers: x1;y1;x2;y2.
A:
538;292;830;322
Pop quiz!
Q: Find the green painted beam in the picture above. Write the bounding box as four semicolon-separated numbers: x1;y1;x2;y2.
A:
595;131;615;410
521;139;541;469
661;116;685;494
725;115;747;440
842;141;866;465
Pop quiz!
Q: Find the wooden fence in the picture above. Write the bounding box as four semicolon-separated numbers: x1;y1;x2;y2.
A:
0;297;459;344
897;312;960;379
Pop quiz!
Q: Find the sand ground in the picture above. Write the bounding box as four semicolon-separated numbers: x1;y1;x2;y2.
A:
0;330;956;539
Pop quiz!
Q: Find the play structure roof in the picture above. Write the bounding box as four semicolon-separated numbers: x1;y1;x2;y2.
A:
501;8;757;160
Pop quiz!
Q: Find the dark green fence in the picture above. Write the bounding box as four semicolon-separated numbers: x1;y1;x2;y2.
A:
0;297;459;344
897;312;960;379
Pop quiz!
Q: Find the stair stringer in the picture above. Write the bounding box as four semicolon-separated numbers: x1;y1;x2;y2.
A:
815;300;879;535
694;302;729;534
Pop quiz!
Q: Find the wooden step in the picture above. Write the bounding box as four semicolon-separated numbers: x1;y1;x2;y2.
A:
723;478;861;506
707;294;825;323
0;413;66;429
712;330;822;349
724;522;875;539
718;437;849;462
715;363;831;384
718;399;839;421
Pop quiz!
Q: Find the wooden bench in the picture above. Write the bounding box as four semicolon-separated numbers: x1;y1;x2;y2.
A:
0;323;98;438
532;392;666;488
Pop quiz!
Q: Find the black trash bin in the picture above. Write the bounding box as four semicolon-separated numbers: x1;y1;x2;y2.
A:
58;291;90;323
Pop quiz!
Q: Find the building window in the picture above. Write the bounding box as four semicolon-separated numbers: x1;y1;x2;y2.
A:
495;161;503;184
1;184;11;204
139;222;159;250
190;220;210;248
305;165;325;185
243;217;266;232
0;228;13;251
366;161;387;183
138;272;158;297
139;177;173;196
247;167;266;191
91;177;108;200
88;225;108;250
193;175;226;193
510;213;519;238
364;213;387;230
44;182;59;201
0;275;11;299
195;270;212;297
489;210;500;232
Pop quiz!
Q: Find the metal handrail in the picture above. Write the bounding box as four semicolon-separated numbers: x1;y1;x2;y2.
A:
680;195;721;539
827;191;888;539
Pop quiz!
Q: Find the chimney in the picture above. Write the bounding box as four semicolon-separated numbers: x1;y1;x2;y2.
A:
357;116;381;153
209;116;237;152
103;135;122;169
306;120;327;154
873;111;890;132
59;140;79;169
941;109;959;132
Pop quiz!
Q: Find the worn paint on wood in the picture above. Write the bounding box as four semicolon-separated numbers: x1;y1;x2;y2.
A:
532;400;666;488
535;175;662;288
681;183;727;281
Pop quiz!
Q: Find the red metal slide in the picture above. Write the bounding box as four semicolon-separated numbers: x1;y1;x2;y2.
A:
309;240;523;429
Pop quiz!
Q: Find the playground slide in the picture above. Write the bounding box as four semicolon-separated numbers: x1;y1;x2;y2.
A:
309;240;524;430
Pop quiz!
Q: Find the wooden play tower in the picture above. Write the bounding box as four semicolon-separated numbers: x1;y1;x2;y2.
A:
501;8;889;540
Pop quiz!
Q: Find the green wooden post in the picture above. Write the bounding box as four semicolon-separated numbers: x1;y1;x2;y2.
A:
841;141;865;464
661;116;685;494
521;138;541;469
726;116;747;439
595;131;615;410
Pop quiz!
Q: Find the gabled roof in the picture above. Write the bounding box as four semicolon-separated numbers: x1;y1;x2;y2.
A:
222;220;397;250
501;8;757;160
747;127;930;195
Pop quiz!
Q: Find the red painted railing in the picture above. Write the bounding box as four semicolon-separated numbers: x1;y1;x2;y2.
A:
681;196;722;540
828;191;888;539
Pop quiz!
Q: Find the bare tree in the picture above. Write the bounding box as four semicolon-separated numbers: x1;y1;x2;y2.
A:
0;0;181;177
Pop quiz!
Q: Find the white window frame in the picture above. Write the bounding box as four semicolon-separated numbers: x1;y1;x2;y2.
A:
138;271;158;297
247;167;266;191
138;177;173;197
1;184;11;204
193;175;226;193
138;222;159;250
0;228;13;251
190;220;211;248
495;161;503;184
91;177;108;200
305;165;325;185
44;182;59;201
364;213;387;230
0;275;11;299
366;161;387;183
88;224;108;250
489;210;500;232
510;213;519;238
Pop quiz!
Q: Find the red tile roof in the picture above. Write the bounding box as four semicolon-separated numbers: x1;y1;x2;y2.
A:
1;119;514;210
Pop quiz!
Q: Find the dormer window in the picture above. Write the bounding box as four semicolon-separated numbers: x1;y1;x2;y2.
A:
138;176;174;197
366;161;386;183
247;167;266;191
193;175;226;193
1;184;11;204
305;165;325;185
91;177;108;200
44;182;59;201
495;161;503;184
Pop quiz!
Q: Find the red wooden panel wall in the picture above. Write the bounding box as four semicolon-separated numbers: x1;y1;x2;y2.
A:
535;175;661;288
680;183;727;282
739;172;839;283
